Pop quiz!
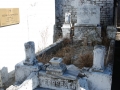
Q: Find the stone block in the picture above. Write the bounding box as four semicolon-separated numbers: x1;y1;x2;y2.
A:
106;26;117;40
61;24;71;39
15;61;39;84
39;71;78;90
24;41;37;65
74;26;101;43
46;57;67;75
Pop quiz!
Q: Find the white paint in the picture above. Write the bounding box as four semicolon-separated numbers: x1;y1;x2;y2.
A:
0;0;55;73
93;45;106;71
76;3;100;26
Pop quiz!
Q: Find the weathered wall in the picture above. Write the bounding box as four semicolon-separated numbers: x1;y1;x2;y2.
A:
55;0;114;40
0;0;55;86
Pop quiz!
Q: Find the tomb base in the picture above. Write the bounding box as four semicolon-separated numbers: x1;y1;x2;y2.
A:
74;25;101;44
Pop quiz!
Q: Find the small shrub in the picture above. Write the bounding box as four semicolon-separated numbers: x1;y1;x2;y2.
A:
54;45;74;65
63;53;72;65
63;38;71;46
37;54;53;64
78;52;93;68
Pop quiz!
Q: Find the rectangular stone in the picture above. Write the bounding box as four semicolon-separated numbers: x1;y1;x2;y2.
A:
74;26;101;43
76;3;100;26
39;71;78;90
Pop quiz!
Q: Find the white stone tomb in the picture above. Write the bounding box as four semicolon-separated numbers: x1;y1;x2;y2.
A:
75;3;100;26
92;45;106;71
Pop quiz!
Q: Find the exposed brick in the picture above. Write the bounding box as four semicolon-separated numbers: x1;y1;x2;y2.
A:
55;0;114;32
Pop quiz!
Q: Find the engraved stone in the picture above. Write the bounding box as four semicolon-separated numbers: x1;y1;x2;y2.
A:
75;3;100;26
39;74;77;90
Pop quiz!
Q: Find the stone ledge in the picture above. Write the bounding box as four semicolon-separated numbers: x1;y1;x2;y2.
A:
36;39;63;57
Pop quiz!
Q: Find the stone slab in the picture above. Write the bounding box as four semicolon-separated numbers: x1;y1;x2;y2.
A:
38;70;78;90
74;26;101;42
76;3;100;26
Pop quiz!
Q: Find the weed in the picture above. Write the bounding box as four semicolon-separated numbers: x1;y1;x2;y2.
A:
78;52;93;68
37;54;53;64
